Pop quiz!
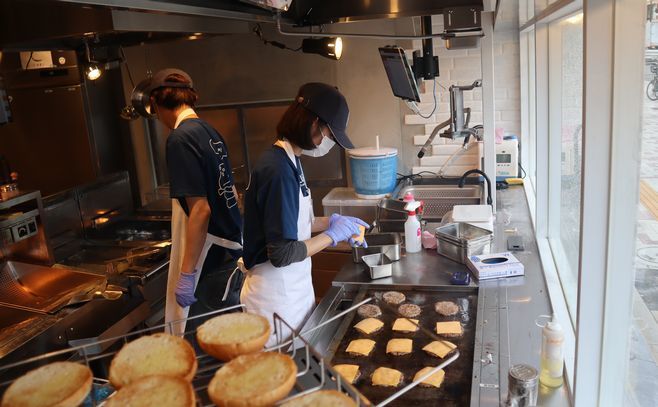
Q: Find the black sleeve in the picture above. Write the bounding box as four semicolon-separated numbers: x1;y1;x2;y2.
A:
266;239;308;268
166;133;206;198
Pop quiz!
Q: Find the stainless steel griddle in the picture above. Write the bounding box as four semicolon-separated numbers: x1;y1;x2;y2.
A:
326;286;478;406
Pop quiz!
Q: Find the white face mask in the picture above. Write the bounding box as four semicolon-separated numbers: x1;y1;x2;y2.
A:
301;128;336;157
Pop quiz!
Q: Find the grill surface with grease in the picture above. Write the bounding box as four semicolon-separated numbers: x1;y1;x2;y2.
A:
327;287;477;406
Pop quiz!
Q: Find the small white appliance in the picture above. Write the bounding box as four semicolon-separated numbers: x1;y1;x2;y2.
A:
496;138;519;179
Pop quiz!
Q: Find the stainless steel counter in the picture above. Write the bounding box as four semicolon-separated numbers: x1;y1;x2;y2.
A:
303;186;571;406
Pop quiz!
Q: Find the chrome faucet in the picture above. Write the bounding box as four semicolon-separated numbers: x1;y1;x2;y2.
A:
458;169;492;206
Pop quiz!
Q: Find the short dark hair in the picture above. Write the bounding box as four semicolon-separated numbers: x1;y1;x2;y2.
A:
276;101;322;150
151;73;198;110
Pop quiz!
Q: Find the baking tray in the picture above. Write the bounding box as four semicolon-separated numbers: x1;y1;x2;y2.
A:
327;286;478;407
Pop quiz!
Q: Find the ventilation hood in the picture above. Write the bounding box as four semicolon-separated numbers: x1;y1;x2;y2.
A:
0;0;260;51
0;0;494;50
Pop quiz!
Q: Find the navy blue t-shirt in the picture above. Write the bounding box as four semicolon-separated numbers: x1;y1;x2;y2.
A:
243;145;305;269
166;118;243;260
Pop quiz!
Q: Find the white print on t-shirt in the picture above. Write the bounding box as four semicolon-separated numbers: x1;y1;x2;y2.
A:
218;163;237;209
209;138;237;209
209;139;228;159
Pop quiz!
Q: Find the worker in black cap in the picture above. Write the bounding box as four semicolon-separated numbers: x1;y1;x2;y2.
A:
133;68;244;333
241;82;368;345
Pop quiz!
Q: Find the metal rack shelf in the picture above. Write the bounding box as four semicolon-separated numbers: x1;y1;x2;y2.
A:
0;299;459;406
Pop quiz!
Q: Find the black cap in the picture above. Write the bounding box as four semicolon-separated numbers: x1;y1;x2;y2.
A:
296;82;353;149
146;68;194;95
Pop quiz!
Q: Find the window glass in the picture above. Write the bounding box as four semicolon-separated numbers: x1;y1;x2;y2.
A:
625;6;658;404
528;29;537;190
548;13;583;317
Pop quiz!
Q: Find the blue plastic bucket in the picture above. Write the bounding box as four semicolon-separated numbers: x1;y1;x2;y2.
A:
348;147;398;199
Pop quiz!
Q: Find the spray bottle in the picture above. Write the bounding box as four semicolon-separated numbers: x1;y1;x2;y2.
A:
539;314;564;387
404;201;422;253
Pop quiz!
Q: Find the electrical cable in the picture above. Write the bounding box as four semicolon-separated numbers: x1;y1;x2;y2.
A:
253;24;302;52
518;162;527;179
406;77;437;119
119;46;135;88
396;171;440;184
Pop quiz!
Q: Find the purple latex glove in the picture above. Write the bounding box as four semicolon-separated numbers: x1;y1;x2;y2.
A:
329;214;370;248
325;214;360;246
175;271;197;307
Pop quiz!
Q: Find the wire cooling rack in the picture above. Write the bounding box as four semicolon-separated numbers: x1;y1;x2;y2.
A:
0;303;368;406
0;298;458;406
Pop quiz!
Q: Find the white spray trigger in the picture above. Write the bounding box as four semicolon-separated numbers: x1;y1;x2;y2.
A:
404;201;421;212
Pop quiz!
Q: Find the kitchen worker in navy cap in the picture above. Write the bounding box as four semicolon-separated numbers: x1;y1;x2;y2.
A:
241;82;368;345
137;68;244;333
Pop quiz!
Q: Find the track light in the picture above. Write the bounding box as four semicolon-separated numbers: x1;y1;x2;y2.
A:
84;39;103;81
302;37;343;60
86;65;102;80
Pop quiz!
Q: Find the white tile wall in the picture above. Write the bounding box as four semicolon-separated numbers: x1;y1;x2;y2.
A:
403;1;521;176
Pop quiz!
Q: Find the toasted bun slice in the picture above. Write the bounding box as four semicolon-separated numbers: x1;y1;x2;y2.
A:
208;352;297;407
1;361;92;407
196;312;270;361
333;364;360;384
413;367;445;388
372;367;403;387
281;390;356;407
109;333;197;389
353;318;384;335
105;375;195;407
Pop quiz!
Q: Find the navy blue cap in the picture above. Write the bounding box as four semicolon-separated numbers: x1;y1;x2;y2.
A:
296;82;353;149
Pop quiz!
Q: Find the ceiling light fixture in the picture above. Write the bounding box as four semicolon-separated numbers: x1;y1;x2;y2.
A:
86;65;102;80
84;40;102;81
252;25;343;61
302;37;343;60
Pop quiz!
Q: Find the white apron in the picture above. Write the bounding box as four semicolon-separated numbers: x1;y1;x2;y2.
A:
240;140;316;347
165;197;243;336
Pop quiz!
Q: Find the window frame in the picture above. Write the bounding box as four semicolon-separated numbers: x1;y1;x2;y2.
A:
519;0;646;404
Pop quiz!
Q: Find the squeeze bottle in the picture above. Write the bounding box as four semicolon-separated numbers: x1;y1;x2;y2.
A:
539;314;564;387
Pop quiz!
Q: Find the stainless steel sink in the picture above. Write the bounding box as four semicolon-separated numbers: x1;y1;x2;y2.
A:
375;181;483;232
396;184;481;221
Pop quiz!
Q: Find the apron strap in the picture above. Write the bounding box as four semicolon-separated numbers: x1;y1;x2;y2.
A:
205;234;243;251
221;257;248;301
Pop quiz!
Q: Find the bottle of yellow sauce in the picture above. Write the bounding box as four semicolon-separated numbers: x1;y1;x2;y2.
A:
539;315;564;387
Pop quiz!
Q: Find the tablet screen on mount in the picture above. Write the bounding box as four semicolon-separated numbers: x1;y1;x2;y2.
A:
379;47;421;102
